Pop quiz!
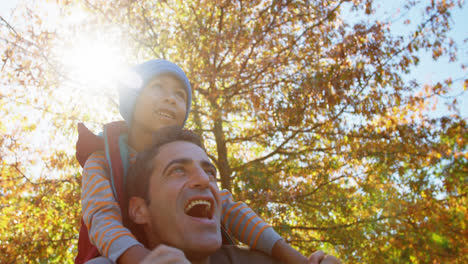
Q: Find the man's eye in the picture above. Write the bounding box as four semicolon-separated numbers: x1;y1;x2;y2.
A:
205;168;217;180
170;167;186;176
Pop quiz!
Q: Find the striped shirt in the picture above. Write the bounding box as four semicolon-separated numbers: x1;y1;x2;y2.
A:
81;150;281;262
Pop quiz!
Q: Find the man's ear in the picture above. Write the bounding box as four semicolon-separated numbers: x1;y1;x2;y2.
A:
128;196;150;225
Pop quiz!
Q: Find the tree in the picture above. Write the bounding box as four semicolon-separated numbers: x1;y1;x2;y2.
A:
1;0;466;262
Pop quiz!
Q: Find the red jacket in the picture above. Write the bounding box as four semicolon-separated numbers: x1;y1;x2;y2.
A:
75;121;129;264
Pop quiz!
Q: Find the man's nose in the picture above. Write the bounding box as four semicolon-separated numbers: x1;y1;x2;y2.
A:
189;167;211;188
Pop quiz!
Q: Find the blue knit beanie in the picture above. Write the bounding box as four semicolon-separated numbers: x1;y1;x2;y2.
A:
118;59;192;126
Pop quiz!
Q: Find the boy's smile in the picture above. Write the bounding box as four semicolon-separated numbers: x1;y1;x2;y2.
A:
155;109;176;120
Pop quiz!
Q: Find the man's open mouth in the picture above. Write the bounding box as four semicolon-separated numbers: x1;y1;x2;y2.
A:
184;198;214;219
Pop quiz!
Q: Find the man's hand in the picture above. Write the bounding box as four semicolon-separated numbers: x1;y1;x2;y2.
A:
140;245;190;264
308;250;341;264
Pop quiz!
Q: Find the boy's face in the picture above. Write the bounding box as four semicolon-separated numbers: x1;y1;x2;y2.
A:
132;73;187;132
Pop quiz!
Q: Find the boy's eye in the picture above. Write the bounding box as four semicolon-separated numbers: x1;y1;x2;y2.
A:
175;91;186;100
151;83;162;90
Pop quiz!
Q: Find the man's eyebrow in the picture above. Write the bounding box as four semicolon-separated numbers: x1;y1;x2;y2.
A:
200;160;217;172
161;158;217;175
162;158;192;175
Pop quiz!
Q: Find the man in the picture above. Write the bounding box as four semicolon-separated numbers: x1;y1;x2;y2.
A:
124;127;340;264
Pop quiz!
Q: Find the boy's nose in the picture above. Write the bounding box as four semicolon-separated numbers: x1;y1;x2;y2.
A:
162;93;177;105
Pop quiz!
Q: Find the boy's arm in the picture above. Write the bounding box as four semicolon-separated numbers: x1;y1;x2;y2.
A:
271;239;308;263
117;245;150;264
221;190;340;264
81;152;144;263
220;189;310;264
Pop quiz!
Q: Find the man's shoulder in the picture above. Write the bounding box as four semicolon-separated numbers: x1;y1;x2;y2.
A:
210;245;282;264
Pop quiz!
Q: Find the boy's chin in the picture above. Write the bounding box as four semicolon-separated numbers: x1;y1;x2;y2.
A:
151;121;183;132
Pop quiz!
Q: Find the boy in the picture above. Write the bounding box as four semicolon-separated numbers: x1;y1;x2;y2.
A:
75;59;313;264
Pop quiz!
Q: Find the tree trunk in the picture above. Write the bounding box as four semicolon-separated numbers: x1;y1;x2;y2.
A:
213;117;231;191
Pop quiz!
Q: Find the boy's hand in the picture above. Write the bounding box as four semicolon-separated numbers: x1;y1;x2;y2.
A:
320;255;341;264
271;239;341;264
307;250;325;264
140;244;190;264
308;250;341;264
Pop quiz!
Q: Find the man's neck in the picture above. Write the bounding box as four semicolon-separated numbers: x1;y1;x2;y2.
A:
128;125;153;152
191;259;209;264
186;252;211;264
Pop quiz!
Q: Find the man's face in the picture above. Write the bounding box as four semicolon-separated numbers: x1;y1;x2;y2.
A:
143;141;222;259
132;74;187;132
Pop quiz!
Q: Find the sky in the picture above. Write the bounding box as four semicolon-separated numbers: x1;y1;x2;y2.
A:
1;0;467;118
343;0;468;118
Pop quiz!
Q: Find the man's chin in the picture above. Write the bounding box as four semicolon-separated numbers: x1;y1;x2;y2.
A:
184;238;222;262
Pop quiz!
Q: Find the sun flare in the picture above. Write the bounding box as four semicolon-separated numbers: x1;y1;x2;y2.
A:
59;34;130;93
